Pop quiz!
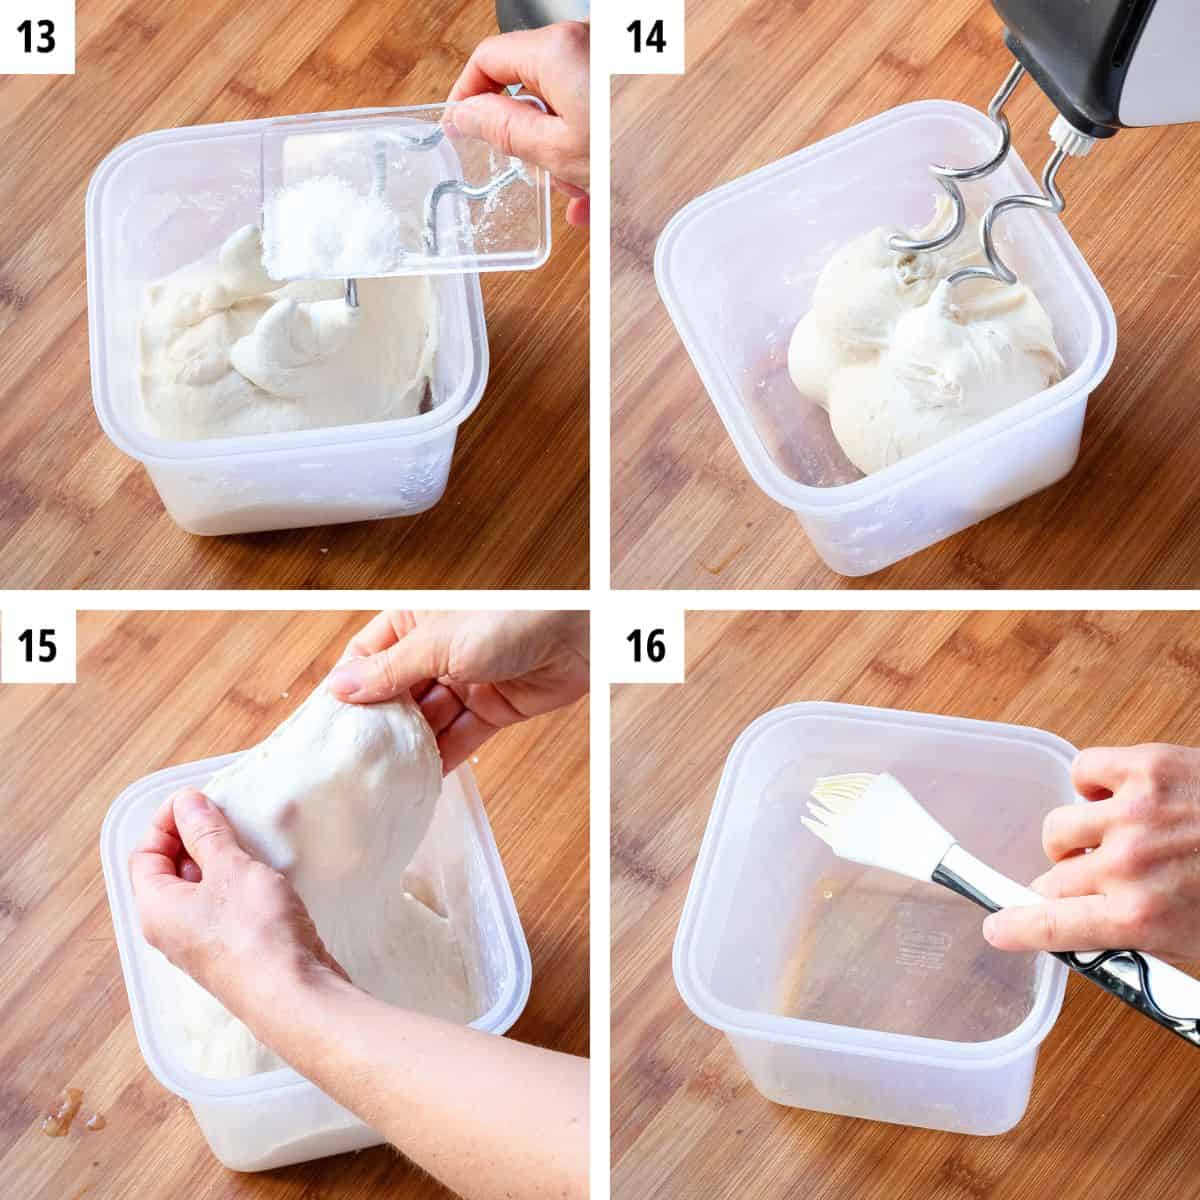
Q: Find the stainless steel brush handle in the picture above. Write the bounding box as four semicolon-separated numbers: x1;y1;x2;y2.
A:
933;844;1200;1049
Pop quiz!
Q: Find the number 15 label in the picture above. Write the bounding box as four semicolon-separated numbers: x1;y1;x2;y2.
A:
0;2;75;75
2;608;76;683
604;1;685;76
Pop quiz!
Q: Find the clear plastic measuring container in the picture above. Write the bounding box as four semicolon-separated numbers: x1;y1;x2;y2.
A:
101;754;531;1171
674;702;1076;1135
85;104;550;535
655;101;1118;576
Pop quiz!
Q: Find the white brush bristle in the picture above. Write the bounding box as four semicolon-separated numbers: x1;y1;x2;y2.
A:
802;771;955;882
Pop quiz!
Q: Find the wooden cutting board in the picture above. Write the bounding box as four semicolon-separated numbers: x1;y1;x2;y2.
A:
0;0;588;589
0;611;589;1199
613;0;1200;588
613;611;1200;1199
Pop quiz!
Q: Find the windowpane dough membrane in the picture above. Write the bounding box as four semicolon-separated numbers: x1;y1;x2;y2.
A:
166;679;477;1079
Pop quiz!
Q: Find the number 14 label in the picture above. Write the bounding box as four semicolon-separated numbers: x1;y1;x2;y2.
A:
604;1;685;76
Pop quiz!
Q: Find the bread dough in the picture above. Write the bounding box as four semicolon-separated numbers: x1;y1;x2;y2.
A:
138;224;436;441
787;199;1063;475
168;679;476;1079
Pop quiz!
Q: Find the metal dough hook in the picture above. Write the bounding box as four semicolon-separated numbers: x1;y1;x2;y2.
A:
890;60;1094;289
946;145;1068;287
889;62;1026;257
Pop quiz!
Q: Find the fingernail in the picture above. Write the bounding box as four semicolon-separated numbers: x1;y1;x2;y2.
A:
328;661;371;700
174;789;211;820
449;101;482;139
982;914;998;943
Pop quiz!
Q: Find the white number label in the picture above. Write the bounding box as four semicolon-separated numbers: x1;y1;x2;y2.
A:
603;2;685;76
1;3;74;74
2;609;76;683
608;610;685;683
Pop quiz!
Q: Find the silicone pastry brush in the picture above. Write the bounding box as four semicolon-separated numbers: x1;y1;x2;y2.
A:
803;772;1200;1047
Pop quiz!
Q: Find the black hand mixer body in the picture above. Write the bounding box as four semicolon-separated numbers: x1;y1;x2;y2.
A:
994;0;1200;136
895;0;1197;285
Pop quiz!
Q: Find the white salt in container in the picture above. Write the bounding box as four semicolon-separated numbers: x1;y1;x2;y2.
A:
674;702;1076;1135
85;105;549;535
655;101;1118;576
101;754;531;1171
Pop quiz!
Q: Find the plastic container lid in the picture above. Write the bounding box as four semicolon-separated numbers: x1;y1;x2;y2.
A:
260;100;552;280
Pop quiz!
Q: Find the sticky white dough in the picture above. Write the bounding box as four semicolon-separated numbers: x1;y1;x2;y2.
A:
138;224;437;441
787;198;1064;475
166;679;475;1078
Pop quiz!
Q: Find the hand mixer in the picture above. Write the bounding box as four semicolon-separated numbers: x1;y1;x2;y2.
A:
804;773;1200;1048
894;0;1200;287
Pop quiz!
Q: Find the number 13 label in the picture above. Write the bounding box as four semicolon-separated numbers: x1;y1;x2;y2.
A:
0;2;75;75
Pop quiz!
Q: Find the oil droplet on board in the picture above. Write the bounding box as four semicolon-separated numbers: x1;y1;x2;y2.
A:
822;888;834;901
86;1113;106;1131
41;1088;83;1137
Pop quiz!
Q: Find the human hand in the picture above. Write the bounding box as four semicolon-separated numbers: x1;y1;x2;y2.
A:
328;610;589;772
983;744;1200;960
447;22;590;226
129;788;347;1020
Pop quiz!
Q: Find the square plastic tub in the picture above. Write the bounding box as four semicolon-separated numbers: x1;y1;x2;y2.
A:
85;109;492;536
674;702;1076;1135
655;101;1118;576
101;754;531;1171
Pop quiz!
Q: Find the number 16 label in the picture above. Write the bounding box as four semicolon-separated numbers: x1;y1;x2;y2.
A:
0;2;75;75
608;609;685;684
2;608;76;683
604;1;685;76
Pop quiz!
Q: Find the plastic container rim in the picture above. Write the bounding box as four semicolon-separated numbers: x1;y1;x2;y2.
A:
673;700;1075;1072
654;100;1119;517
85;107;492;467
101;752;532;1105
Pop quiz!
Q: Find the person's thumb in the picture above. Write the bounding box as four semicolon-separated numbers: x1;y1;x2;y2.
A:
172;789;243;875
981;893;1112;953
450;93;570;180
327;627;455;704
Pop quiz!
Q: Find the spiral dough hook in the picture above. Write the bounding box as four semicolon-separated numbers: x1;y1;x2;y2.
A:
888;61;1026;256
946;146;1068;287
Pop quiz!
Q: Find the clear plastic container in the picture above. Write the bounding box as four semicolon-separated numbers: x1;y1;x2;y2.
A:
674;702;1076;1135
101;754;531;1171
85;109;497;535
655;101;1118;576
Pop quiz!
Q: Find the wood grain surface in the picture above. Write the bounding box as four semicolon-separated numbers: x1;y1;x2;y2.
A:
612;0;1200;589
613;611;1200;1199
0;1;588;589
0;611;589;1199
